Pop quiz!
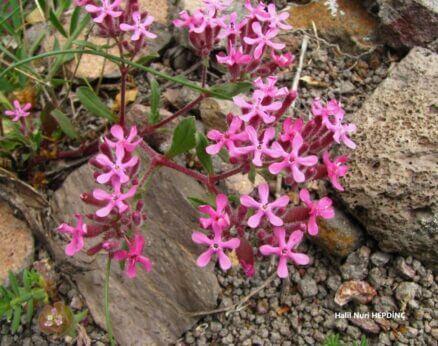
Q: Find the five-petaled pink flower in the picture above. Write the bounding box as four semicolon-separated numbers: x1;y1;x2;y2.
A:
237;126;281;166
105;125;141;153
198;194;230;232
120;12;157;41
216;45;252;67
266;4;292;30
260;228;309;278
192;228;240;271
329;122;357;150
204;0;232;12
269;133;318;182
240;183;289;228
58;214;87;256
4;100;31;122
299;189;335;236
243;22;285;59
85;0;123;23
95;146;139;184
234;90;282;124
323;152;348;191
206;116;248;156
218;12;247;40
280;117;303;143
253;76;288;98
93;182;138;217
271;51;295;68
113;234;152;278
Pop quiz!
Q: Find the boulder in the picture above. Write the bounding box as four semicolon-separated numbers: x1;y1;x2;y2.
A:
377;0;438;49
0;200;34;285
338;48;438;268
51;164;219;345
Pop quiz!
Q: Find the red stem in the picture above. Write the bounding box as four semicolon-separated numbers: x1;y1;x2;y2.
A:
119;66;128;127
140;95;205;136
210;162;248;182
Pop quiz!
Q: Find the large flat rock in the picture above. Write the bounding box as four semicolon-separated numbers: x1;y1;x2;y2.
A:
338;47;438;268
0;200;34;285
51;164;219;345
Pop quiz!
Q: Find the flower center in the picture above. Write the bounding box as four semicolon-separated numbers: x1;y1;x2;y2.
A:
211;243;220;251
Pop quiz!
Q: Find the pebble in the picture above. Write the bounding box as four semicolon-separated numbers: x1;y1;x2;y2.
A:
297;277;318;298
370;251;391;266
340;246;371;280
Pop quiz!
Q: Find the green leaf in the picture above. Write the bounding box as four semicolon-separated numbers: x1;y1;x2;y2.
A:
69;7;80;36
248;164;256;184
218;148;229;163
11;306;22;334
136;53;159;65
76;86;116;122
8;272;19;296
49;9;67;38
187;196;210;208
195;132;213;174
51;109;78;139
209;82;252;100
149;78;160;125
166;117;197;158
26;300;33;324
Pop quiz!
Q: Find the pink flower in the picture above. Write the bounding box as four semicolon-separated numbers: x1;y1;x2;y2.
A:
216;45;252;66
260;228;309;278
105;125;141;153
266;4;292;30
204;0;232;12
244;0;270;21
95;146;139;184
120;12;157;41
311;98;345;128
4;100;31;122
323;152;349;191
206;116;248;156
271;51;295;68
243;22;285;59
253;76;288;98
218;12;247;40
85;0;123;23
113;234;152;278
269;133;318;182
234;90;282;124
198;194;230;232
240;183;289;228
237;126;281;167
299;189;335;236
93;182;137;217
330;122;357;150
58;214;87;256
173;10;204;31
280;117;303;143
192;228;240;271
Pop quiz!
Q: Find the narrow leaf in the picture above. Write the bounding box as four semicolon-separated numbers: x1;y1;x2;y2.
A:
195;132;213;174
11;306;22;334
69;7;80;35
51;109;78;139
76;86;116;121
166;117;197;158
49;10;67;38
149;78;160;124
209;82;252;100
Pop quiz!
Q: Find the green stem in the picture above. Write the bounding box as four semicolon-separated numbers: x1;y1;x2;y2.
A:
0;49;230;100
104;256;116;346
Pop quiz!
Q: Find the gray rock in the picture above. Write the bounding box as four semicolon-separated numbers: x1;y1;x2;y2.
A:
337;48;438;269
370;251;391;266
0;200;34;285
395;257;416;279
298;277;318;298
340;246;371;280
50;164;219;345
377;0;438;49
395;282;420;309
313;207;365;258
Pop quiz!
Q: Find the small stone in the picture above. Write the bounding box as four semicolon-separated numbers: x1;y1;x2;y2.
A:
395;257;416;279
395;282;420;310
199;98;240;131
349;318;380;334
370;251;391;266
340;81;355;94
373;296;398;312
335;280;377;306
298;277;318;298
346;325;362;339
327;275;342;291
221;334;234;344
334;318;348;332
340;246;371;280
257;299;269;314
225;173;266;196
210;322;222;333
70;295;83;310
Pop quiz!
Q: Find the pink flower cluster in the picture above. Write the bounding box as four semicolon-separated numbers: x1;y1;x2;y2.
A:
58;125;152;278
174;0;294;77
179;1;357;278
75;0;156;55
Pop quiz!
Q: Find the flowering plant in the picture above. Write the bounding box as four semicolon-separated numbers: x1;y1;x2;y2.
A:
38;0;356;343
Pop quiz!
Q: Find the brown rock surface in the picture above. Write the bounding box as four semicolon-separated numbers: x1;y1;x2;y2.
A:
0;200;34;284
338;47;438;268
51;164;219;345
